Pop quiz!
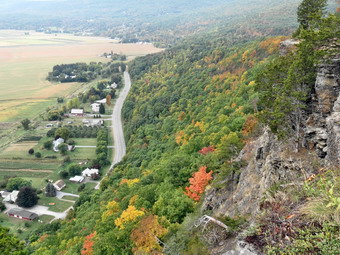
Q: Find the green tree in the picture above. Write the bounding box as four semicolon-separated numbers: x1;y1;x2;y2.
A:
34;152;42;158
45;182;56;197
68;164;82;176
99;104;105;114
20;119;30;130
43;140;53;150
55;127;70;140
297;0;327;30
58;143;68;155
0;226;26;255
6;178;31;192
17;186;38;208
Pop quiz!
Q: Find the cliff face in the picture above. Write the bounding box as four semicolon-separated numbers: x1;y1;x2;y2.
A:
203;56;340;254
304;58;340;164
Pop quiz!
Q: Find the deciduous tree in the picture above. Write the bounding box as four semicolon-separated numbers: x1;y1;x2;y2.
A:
184;166;213;201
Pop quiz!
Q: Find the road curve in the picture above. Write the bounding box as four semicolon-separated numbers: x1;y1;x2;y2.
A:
110;71;131;168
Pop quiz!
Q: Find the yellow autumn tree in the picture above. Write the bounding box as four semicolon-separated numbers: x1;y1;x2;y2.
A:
101;200;120;221
114;205;145;229
131;215;168;255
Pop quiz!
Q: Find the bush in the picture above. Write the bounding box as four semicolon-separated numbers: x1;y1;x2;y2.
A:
59;170;69;179
68;164;82;176
0;202;6;212
43;140;53;150
63;156;71;164
28;148;34;155
24;222;31;228
78;183;86;192
35;152;42;158
67;139;75;145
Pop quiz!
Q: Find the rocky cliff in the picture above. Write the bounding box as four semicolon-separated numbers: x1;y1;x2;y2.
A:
203;55;340;255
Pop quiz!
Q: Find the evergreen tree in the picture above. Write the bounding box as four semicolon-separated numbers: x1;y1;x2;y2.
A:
99;104;105;114
45;182;57;197
17;187;38;208
297;0;327;29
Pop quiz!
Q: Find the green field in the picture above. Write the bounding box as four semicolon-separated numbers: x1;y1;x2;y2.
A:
38;196;74;212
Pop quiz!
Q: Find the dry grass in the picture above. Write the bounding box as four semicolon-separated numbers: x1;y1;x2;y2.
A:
0;29;163;122
3;142;37;152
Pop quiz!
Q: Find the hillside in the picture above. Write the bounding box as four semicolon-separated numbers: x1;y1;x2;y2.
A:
0;0;302;46
1;1;339;254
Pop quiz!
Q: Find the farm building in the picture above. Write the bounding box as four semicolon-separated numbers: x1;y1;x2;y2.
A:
82;168;99;177
96;99;106;104
69;176;84;183
82;119;103;127
70;109;84;116
3;190;19;203
53;138;65;152
53;180;66;191
7;208;38;221
91;103;101;113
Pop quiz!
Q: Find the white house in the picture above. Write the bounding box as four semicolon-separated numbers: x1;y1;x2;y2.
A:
91;103;101;113
53;138;65;152
83;119;103;127
82;168;99;177
70;109;84;116
107;82;117;89
53;180;66;191
69;176;84;183
96;99;106;104
3;190;19;203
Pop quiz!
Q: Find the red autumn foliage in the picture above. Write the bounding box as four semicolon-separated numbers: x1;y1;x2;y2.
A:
81;231;96;255
184;166;213;201
198;146;215;155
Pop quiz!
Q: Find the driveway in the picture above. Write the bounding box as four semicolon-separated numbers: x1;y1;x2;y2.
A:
4;202;70;221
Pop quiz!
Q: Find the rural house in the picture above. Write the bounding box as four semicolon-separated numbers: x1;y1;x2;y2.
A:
3;190;19;203
96;99;106;104
69;176;84;183
7;208;38;221
53;137;65;152
82;168;99;177
70;109;84;116
91;103;101;113
53;180;66;191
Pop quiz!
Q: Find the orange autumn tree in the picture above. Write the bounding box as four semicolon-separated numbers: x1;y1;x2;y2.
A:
81;231;96;255
106;95;111;105
131;215;168;254
184;166;213;201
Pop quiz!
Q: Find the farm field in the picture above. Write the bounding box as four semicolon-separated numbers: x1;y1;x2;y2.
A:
0;29;162;122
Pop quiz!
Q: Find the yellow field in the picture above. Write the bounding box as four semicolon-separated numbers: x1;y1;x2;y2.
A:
0;30;163;122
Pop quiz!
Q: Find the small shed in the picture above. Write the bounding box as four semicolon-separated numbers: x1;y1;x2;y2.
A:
70;109;84;116
53;180;66;191
7;208;38;221
69;176;84;183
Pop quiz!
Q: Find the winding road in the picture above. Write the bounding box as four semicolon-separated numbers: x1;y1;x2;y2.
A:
110;71;131;168
95;71;131;189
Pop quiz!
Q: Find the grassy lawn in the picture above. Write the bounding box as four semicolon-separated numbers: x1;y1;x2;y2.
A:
73;138;97;146
70;147;96;160
38;196;74;212
61;195;78;201
0;213;54;240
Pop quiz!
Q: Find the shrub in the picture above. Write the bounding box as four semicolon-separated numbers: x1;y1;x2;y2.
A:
35;152;42;158
0;202;6;212
59;170;69;179
67;139;75;145
63;156;71;164
68;164;82;176
78;183;86;192
28;148;34;155
43;140;53;150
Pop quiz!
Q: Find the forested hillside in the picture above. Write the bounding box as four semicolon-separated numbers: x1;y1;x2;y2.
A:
3;1;339;254
27;34;284;254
